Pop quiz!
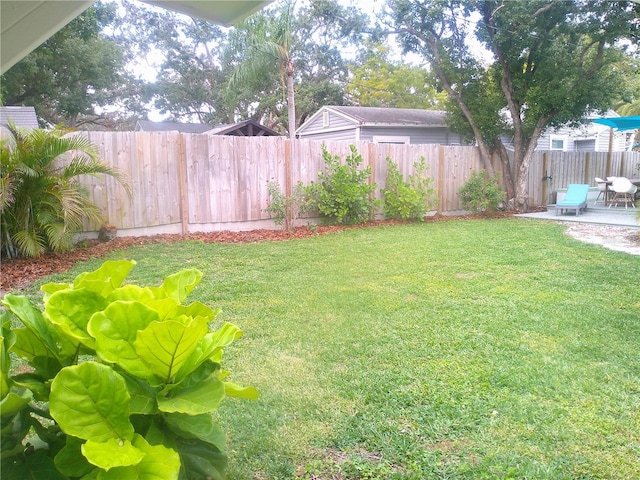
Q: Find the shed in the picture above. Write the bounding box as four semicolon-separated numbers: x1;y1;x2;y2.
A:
0;105;38;128
296;106;463;145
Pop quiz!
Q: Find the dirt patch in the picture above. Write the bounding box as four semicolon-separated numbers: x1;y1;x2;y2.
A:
563;223;640;255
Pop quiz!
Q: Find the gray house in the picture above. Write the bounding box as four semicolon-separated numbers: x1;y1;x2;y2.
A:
296;106;464;145
501;110;634;152
0;106;38;129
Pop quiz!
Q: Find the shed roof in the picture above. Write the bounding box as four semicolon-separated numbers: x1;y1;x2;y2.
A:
0;106;38;128
297;106;449;135
136;119;280;136
326;106;447;126
206;119;280;137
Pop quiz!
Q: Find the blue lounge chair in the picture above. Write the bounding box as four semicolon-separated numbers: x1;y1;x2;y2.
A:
555;183;590;216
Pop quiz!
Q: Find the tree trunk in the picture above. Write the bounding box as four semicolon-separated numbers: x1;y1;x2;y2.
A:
286;64;296;141
511;117;549;212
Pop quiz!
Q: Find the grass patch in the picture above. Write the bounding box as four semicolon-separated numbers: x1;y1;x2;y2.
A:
20;219;640;479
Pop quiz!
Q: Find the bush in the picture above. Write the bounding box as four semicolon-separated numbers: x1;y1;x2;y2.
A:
0;123;129;259
383;157;437;220
1;260;257;480
265;180;310;231
458;169;506;214
307;144;377;225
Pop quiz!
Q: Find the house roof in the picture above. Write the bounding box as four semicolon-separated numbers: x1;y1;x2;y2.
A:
297;106;448;134
1;1;272;74
135;120;212;134
0;106;38;128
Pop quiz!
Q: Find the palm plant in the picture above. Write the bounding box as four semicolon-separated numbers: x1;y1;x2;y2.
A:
0;122;129;259
227;0;296;139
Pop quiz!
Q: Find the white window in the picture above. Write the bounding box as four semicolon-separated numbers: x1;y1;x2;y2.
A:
322;111;330;128
373;136;410;145
549;135;567;151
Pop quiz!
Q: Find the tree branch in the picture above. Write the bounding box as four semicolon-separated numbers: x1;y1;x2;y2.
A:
533;2;556;17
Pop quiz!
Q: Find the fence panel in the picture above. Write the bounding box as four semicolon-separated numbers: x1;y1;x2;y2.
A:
74;131;640;234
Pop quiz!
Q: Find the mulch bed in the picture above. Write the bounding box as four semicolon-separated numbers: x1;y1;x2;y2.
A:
1;212;519;292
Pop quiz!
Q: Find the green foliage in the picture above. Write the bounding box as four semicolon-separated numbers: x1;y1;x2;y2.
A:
0;123;129;259
264;180;311;231
0;3;140;129
1;259;257;480
382;157;437;220
347;42;446;109
458;169;506;214
307;145;377;225
389;0;638;205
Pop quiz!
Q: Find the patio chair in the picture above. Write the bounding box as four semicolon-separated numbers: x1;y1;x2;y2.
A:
555;183;590;216
594;177;608;205
608;177;637;209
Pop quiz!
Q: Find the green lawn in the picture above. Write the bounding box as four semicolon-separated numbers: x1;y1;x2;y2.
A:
25;218;640;479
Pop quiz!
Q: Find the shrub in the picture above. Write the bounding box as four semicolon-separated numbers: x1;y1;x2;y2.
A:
458;169;506;214
0;123;129;259
307;144;377;225
0;260;257;480
383;157;437;220
265;180;310;231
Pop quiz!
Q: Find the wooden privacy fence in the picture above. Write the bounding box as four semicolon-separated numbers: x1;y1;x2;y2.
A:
78;131;640;235
524;150;640;205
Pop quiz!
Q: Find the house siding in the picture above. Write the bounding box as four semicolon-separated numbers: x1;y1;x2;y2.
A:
360;126;462;145
297;128;358;142
0;106;38;128
298;110;355;136
503;129;629;152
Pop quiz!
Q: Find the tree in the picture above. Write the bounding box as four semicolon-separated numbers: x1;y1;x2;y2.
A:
0;123;129;258
347;43;446;109
0;3;143;129
227;0;372;136
292;0;370;124
117;0;368;133
388;0;638;211
227;0;297;139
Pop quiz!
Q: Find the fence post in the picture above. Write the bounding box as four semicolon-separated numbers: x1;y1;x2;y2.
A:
368;142;376;219
619;151;626;176
177;133;189;235
584;152;591;184
542;152;548;206
284;139;293;227
437;145;445;214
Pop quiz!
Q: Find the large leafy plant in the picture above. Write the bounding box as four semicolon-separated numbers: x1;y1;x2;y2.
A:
458;169;506;214
382;156;437;220
0;260;257;480
307;144;377;225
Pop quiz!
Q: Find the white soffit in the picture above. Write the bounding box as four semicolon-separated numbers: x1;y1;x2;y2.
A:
1;0;272;75
143;1;271;26
1;1;95;74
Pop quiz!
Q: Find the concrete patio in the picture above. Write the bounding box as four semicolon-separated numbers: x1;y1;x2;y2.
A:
516;204;639;228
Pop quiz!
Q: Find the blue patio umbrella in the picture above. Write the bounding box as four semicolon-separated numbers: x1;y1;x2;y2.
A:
592;115;640;131
592;115;640;167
